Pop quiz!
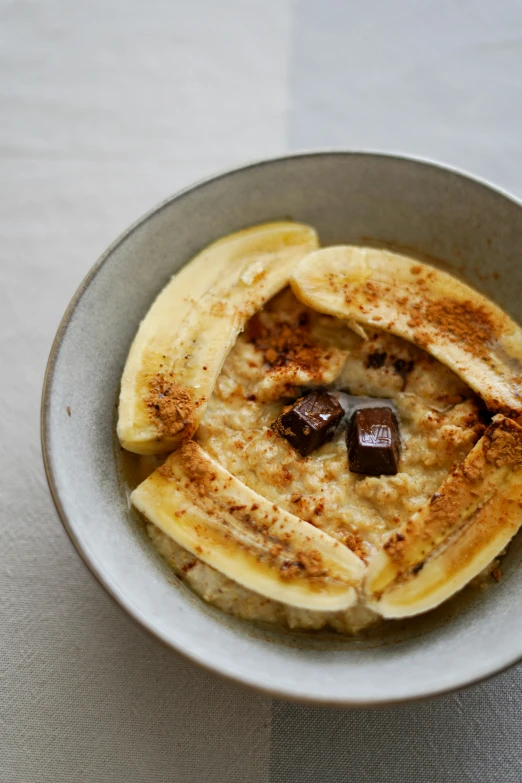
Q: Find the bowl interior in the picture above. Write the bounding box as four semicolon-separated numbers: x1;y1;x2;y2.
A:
43;153;522;705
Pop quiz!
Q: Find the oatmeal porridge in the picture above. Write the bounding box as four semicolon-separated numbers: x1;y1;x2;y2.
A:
119;223;522;632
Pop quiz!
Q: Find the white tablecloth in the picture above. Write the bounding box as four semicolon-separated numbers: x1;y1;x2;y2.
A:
2;1;522;780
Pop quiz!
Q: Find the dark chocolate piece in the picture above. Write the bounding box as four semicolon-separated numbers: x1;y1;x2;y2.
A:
347;406;400;476
273;391;344;457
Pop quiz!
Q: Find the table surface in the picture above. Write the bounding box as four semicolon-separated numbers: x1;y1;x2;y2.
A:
3;1;522;781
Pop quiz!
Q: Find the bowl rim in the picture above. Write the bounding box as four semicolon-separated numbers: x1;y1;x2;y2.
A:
41;150;522;706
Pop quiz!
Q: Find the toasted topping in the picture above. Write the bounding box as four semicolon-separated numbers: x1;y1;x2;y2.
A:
347;406;401;476
272;391;344;457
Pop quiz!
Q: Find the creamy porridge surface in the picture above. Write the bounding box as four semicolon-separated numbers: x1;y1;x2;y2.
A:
145;288;485;632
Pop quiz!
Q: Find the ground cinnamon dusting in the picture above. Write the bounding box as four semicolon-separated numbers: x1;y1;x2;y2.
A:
483;416;522;468
407;298;497;358
279;548;327;580
272;420;296;439
340;530;366;560
297;549;327;577
145;374;197;438
279;561;304;579
179;440;214;491
157;461;173;478
246;310;331;374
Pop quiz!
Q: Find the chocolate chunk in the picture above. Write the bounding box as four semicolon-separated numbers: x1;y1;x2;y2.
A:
273;391;343;457
347;406;401;476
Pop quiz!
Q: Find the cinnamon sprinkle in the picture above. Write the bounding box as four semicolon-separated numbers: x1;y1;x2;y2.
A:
407;298;497;359
297;549;327;577
340;530;367;561
245;310;330;374
179;440;213;487
483;415;522;468
145;374;197;439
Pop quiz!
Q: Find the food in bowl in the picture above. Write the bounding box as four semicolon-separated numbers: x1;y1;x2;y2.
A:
117;220;522;633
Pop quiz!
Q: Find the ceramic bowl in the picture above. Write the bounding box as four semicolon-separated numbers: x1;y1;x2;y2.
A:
42;153;522;706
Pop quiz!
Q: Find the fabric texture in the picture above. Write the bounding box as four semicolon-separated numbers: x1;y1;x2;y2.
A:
2;0;522;780
271;669;522;782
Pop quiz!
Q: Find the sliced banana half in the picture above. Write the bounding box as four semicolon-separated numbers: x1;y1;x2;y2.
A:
131;441;365;611
365;415;522;618
118;221;319;454
291;246;522;416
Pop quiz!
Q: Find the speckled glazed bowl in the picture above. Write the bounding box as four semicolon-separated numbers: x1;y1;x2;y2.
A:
42;153;522;706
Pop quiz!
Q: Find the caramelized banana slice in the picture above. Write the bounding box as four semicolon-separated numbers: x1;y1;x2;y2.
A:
131;441;365;611
366;415;522;617
291;246;522;416
118;221;319;454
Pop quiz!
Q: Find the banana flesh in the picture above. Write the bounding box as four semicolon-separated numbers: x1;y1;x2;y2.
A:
291;246;522;416
131;441;365;611
365;415;522;618
118;221;319;454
